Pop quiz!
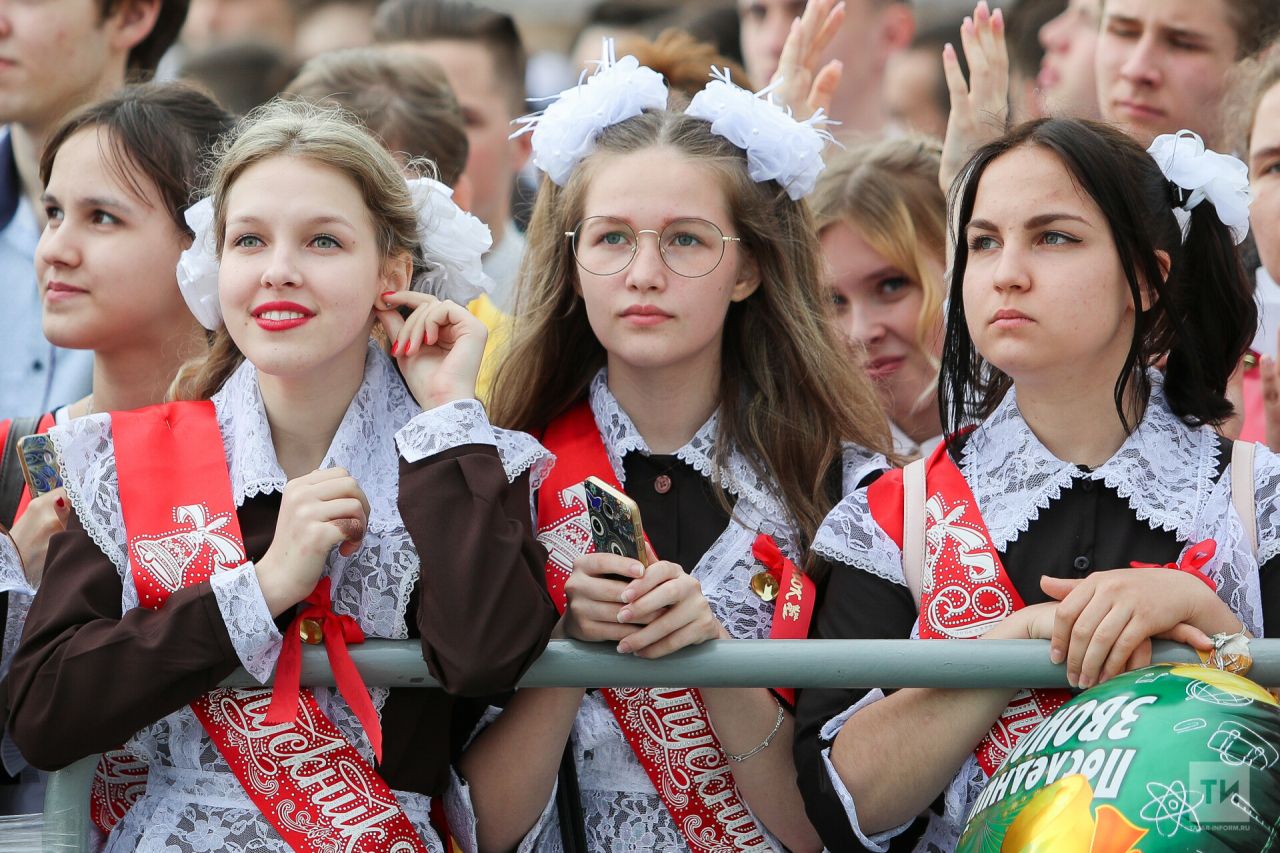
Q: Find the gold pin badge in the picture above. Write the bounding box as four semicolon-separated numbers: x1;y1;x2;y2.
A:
751;571;780;602
299;617;324;645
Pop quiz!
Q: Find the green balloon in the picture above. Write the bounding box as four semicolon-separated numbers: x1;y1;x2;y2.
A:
958;664;1280;852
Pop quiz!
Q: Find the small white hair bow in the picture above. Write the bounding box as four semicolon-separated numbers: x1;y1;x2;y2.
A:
175;178;493;331
511;39;668;187
1147;130;1251;245
685;67;837;201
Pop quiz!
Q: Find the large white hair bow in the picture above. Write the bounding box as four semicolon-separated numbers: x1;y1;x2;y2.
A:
511;39;668;186
1146;130;1251;245
175;179;493;330
685;67;836;201
407;177;493;303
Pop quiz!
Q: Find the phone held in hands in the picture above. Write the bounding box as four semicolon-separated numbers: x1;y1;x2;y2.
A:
583;476;651;568
17;434;62;497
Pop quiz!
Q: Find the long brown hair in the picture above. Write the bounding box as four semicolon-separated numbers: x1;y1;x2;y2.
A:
487;108;895;561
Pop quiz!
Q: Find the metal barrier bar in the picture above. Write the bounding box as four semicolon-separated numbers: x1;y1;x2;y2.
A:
42;638;1280;850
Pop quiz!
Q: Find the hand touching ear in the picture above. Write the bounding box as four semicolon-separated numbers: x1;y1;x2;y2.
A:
376;291;488;410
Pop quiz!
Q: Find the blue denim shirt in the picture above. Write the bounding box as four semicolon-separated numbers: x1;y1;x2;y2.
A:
0;127;93;418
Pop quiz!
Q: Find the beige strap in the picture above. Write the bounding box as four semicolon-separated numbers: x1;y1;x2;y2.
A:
1231;440;1258;559
902;457;927;608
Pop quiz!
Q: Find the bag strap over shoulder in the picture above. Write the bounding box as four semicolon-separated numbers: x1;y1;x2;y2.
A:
902;456;927;608
0;415;41;530
1231;439;1258;559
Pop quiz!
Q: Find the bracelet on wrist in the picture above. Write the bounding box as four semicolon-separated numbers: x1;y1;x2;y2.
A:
724;696;785;763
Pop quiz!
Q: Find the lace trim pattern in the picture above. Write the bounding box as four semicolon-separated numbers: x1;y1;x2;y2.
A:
395;397;554;487
208;562;281;684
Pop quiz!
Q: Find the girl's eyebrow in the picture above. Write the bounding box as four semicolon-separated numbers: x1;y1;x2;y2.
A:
228;213;358;230
966;212;1089;233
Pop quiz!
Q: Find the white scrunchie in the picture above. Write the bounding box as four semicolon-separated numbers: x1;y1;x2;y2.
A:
511;38;668;186
175;178;494;331
685;67;836;201
1147;130;1251;246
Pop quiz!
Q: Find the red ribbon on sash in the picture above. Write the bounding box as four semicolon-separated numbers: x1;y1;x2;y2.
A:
867;440;1071;777
538;400;813;850
94;401;428;852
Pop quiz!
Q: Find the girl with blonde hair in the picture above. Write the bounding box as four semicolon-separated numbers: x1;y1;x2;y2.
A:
811;137;948;458
458;42;893;853
8;99;557;852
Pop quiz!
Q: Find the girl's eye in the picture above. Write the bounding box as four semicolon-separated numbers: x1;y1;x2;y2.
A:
311;234;341;250
601;231;630;247
879;277;911;297
969;235;999;252
44;206;63;222
90;210;120;225
233;234;264;249
1042;231;1078;246
1265;161;1280;176
829;291;849;308
670;232;702;248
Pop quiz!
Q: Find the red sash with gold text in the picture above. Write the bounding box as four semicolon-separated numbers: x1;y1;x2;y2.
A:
537;401;815;851
866;440;1071;777
92;402;429;852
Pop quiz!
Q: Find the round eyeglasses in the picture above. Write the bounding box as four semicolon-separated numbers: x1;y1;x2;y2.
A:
565;216;741;278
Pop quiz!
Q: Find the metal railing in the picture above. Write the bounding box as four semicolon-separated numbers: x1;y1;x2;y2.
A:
37;638;1280;851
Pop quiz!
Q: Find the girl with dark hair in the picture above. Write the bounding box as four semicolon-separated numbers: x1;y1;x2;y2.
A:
794;117;1279;852
0;80;234;737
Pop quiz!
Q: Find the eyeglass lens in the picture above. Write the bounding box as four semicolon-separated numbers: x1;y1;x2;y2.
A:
571;216;731;278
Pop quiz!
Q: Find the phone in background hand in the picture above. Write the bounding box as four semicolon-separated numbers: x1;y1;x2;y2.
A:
583;476;651;567
17;434;62;497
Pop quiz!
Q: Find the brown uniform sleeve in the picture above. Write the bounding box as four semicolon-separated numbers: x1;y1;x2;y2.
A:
399;443;556;697
7;511;243;771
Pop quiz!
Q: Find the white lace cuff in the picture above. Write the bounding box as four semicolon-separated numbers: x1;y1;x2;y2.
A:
818;688;916;850
210;562;282;683
445;765;557;853
395;398;555;486
0;533;34;596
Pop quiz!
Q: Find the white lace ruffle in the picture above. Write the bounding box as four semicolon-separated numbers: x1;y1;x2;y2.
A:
47;341;452;849
103;764;444;853
813;497;908;589
208;562;281;684
0;533;32;596
395;397;554;488
1;532;32;680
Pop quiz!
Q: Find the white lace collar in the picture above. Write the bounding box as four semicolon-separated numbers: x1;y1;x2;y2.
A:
961;373;1221;550
213;341;422;522
586;369;787;520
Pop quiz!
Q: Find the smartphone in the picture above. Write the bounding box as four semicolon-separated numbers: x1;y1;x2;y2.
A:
582;476;651;567
17;433;62;497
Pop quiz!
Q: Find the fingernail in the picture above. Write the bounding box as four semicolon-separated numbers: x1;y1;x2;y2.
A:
621;589;634;603
391;341;400;356
381;291;396;298
617;642;631;654
1050;647;1063;664
617;609;631;623
1078;675;1092;689
56;497;65;508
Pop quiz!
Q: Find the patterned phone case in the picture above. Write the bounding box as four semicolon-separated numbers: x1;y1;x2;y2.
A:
17;433;62;497
583;477;646;563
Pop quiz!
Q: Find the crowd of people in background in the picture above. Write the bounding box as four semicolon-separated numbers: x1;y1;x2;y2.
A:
0;0;1278;851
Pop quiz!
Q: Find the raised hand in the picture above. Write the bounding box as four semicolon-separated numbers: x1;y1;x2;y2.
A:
6;487;69;586
770;0;846;118
939;1;1009;194
255;468;370;616
376;290;488;410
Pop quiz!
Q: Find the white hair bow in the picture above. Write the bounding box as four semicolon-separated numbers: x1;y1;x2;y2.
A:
1147;130;1251;245
175;179;493;331
511;39;668;186
685;67;836;201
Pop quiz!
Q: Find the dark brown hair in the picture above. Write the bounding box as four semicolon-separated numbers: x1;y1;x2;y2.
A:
372;0;526;114
39;81;234;236
100;0;191;75
941;118;1256;436
285;45;468;185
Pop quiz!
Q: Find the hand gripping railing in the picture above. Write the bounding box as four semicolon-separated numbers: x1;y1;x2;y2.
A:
37;638;1280;851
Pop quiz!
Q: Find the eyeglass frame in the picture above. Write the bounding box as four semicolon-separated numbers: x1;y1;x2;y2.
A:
563;216;743;279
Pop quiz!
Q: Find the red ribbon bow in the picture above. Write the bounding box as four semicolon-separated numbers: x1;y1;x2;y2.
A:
265;576;383;761
1130;538;1218;592
751;533;787;580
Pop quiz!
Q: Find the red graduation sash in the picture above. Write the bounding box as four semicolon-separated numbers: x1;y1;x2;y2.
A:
91;401;429;852
537;401;815;851
866;440;1071;777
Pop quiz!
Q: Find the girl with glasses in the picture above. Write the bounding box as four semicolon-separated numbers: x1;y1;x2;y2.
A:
458;40;895;853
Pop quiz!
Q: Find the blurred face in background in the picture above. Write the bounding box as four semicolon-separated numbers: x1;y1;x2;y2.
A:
884;45;948;140
738;0;806;87
1250;82;1280;281
1094;0;1239;147
183;0;296;53
1038;0;1102;119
